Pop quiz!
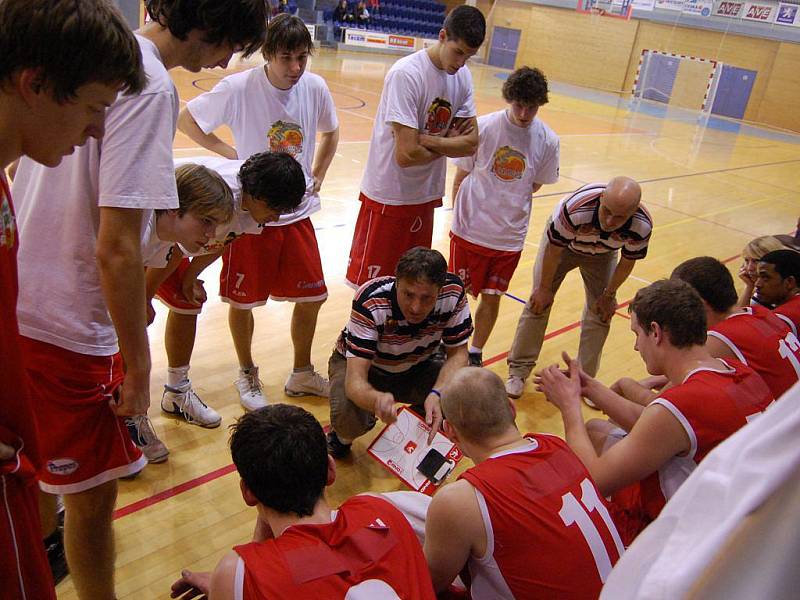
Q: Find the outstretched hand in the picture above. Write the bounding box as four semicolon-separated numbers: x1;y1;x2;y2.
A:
170;570;210;599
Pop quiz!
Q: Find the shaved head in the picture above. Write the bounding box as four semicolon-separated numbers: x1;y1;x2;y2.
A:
598;176;642;231
442;368;516;443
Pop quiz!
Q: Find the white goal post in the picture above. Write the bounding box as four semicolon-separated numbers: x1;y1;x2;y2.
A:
632;49;722;113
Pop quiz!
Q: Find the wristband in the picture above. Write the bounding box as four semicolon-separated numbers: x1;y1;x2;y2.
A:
429;388;442;399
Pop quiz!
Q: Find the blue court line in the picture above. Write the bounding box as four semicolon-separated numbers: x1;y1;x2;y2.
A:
504;291;527;305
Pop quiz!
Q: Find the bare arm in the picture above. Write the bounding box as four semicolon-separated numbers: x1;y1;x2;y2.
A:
145;245;184;302
419;117;479;158
177;108;237;160
312;127;340;193
96;207;150;416
421;344;469;443
582;377;647;432
344;356;398;425
392;122;441;168
451;166;470;204
705;334;737;360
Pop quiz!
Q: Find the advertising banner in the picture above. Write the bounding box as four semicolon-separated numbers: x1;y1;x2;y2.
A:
683;0;714;16
655;0;685;10
776;2;800;25
714;0;745;16
742;1;777;21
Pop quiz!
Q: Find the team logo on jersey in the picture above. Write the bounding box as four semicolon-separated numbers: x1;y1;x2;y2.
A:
424;98;453;135
1;193;16;250
491;146;526;182
46;458;79;476
267;120;303;157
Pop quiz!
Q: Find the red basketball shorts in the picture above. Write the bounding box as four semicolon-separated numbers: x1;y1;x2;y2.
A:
220;217;327;308
155;257;205;315
20;337;146;494
346;193;442;287
448;233;521;297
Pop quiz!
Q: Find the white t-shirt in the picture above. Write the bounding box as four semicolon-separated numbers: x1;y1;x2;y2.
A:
140;212;176;268
173;156;262;255
360;49;476;206
450;110;560;252
14;35;180;356
186;67;338;226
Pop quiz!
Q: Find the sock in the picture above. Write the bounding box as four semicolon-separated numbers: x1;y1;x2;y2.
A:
469;345;483;355
293;364;313;374
240;365;257;375
167;365;190;388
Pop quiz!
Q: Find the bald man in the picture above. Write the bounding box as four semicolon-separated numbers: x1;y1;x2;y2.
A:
506;178;652;398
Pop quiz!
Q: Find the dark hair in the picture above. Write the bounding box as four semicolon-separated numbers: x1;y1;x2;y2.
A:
145;0;267;58
395;247;447;287
262;13;314;59
671;256;738;313
760;249;800;283
443;5;485;49
503;66;549;107
629;279;707;348
238;151;306;214
229;404;328;517
0;0;144;102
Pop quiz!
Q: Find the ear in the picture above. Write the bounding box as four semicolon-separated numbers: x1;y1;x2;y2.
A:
650;321;664;345
508;398;517;419
438;28;446;43
240;478;259;507
443;419;459;444
326;454;337;487
16;68;46;106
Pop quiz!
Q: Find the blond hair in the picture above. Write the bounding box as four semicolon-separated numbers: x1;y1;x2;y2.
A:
442;368;516;443
172;163;234;225
742;236;788;260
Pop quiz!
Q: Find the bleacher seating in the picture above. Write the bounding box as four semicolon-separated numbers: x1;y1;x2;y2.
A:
323;0;445;41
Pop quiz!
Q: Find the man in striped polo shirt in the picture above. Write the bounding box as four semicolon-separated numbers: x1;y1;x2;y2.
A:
506;177;652;399
327;247;473;458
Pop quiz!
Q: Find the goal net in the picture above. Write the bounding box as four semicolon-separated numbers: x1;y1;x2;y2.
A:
632;49;722;113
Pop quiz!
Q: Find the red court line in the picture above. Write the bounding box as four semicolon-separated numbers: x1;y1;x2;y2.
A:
114;258;742;520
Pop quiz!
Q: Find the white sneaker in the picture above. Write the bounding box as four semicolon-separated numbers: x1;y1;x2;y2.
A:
125;415;169;463
161;383;221;428
235;367;267;411
505;375;525;399
285;367;330;398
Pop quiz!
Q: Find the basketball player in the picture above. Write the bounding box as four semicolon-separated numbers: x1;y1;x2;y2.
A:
537;279;774;542
422;368;624;598
178;14;339;408
345;5;486;287
756;249;800;336
671;256;800;399
170;405;436;599
11;2;267;597
151;153;306;426
449;66;560;367
0;1;144;597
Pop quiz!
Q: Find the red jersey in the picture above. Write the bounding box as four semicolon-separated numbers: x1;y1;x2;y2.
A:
775;294;800;338
708;306;800;398
459;434;624;599
617;360;774;528
234;495;435;599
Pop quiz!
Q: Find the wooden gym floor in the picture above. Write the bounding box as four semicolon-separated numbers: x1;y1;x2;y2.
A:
55;47;798;598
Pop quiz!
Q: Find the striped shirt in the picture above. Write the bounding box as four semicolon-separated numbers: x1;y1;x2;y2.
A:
335;274;473;374
548;183;652;259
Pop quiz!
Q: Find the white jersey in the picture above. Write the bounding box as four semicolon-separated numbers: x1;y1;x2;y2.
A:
360;49;476;206
14;36;179;356
602;382;800;599
140;212;175;268
450;110;560;252
186;67;338;226
173;156;262;255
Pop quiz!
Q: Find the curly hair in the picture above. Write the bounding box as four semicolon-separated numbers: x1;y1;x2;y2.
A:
502;66;549;107
238;151;306;215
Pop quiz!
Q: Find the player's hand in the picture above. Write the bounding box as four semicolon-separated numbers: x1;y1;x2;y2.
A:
638;375;668;391
536;358;582;416
424;392;443;445
738;263;756;286
111;371;150;416
170;569;210;599
312;175;323;194
0;441;16;462
181;276;207;307
373;392;398;425
447;118;474;138
592;291;617;323
529;287;555;314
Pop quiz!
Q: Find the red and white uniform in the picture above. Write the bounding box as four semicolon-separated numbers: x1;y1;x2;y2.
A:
459;434;624;599
347;49;476;286
233;495;435;599
0;175;56;599
12;35;173;491
775;294;800;337
449;109;559;295
612;360;774;541
708;306;800;399
187;68;337;304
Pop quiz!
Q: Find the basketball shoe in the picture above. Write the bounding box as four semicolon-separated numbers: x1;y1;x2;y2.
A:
125;414;169;463
285;366;330;397
161;382;221;428
235;366;267;411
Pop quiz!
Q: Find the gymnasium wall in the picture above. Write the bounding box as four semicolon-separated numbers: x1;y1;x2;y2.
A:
480;0;800;131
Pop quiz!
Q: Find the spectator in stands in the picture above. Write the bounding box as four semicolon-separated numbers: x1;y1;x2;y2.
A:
333;0;354;23
171;405;436;598
737;235;799;307
368;0;380;14
356;0;370;26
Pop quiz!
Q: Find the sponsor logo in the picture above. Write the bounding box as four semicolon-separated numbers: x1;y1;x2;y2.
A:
404;441;417;454
297;279;325;290
388;35;414;48
386;458;403;474
491;146;526;182
424;97;453;135
348;33;365;42
777;4;798;24
716;1;743;16
744;3;772;20
366;37;386;44
268;120;303;157
1;192;15;250
46;458;79;476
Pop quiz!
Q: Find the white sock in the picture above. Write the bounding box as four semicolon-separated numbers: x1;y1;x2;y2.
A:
469;345;483;355
167;365;190;388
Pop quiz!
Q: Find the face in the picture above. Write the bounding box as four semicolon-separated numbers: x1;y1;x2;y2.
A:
267;47;309;90
396;277;439;324
598;195;635;232
508;101;539;128
755;262;791;305
630;313;662;376
437;34;479;75
742;256;758;279
171;211;221;252
241;193;281;224
25;79;119;167
183;31;242;72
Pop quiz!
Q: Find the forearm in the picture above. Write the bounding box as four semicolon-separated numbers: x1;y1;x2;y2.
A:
606;257;636;294
145;246;183;301
432;348;468;390
396;142;441;167
561;407;603;481
737;283;755;308
185;250;222;279
585;381;645;431
177;110;237;159
345;375;382;413
419;134;476;158
312;129;339;185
